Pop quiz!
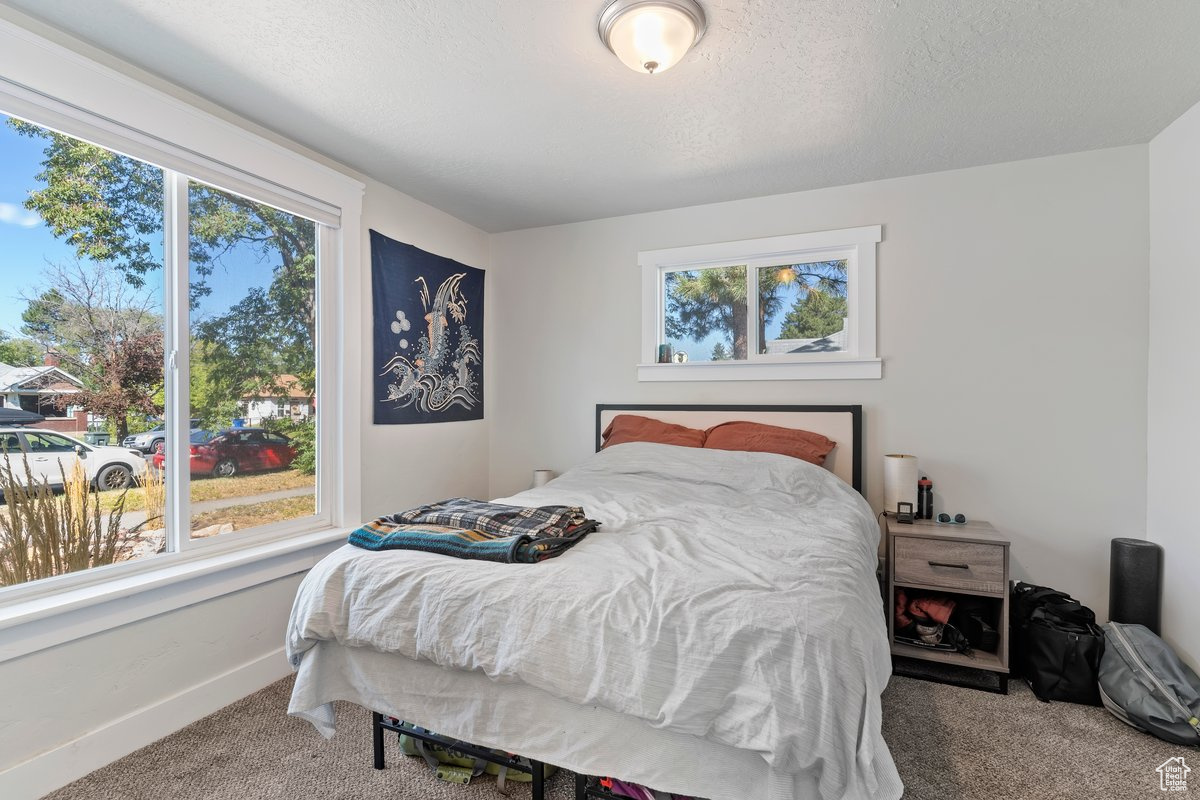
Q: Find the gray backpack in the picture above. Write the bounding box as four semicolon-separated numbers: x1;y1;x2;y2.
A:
1099;622;1200;746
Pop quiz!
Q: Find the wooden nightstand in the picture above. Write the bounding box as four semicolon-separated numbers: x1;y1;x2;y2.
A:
882;515;1011;693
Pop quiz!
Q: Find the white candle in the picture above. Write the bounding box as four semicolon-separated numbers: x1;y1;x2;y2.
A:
532;469;555;488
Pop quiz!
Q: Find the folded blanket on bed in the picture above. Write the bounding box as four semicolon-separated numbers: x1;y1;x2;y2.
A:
349;498;599;563
387;497;588;538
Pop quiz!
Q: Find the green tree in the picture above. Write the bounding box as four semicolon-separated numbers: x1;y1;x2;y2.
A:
665;267;749;358
664;262;847;359
780;290;848;340
710;341;731;361
666;266;785;360
188;340;243;429
20;289;69;352
9;119;316;412
19;261;163;440
0;332;40;366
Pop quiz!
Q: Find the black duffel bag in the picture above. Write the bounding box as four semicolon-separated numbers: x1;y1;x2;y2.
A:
1012;582;1071;671
1011;582;1105;705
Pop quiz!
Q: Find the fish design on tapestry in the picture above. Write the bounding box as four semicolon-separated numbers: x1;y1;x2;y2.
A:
379;272;481;413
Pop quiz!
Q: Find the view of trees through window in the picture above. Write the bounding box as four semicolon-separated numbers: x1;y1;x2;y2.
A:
0;113;317;588
663;259;847;362
186;178;316;537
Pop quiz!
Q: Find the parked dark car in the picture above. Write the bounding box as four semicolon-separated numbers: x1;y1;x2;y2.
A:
153;427;295;477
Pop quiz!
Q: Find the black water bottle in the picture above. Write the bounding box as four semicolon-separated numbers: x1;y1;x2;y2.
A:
917;477;933;519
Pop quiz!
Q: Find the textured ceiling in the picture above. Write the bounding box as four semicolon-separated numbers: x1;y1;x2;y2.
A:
4;0;1200;232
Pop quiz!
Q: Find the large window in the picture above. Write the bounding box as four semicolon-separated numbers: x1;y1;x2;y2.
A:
640;226;882;381
0;111;326;591
186;178;317;539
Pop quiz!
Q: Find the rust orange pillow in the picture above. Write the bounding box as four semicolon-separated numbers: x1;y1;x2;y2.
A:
602;414;707;449
703;420;836;466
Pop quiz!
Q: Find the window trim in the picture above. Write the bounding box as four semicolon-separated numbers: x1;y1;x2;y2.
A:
0;526;351;664
639;225;883;381
0;17;364;642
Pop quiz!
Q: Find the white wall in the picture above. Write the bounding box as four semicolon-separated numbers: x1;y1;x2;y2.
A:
1148;100;1200;668
359;178;492;519
0;574;305;798
490;147;1149;616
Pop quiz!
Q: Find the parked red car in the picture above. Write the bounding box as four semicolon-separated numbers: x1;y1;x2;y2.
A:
152;428;296;477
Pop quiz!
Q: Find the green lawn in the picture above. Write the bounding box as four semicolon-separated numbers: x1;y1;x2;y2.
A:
99;469;315;512
192;495;316;532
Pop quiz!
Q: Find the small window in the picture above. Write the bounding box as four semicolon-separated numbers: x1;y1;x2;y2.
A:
18;394;69;417
758;260;848;356
663;265;749;362
640;226;882;381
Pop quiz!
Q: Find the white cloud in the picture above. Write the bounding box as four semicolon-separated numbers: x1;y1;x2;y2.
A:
0;202;41;228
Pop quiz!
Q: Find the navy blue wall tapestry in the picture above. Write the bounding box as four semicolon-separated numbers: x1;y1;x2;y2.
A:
371;230;484;424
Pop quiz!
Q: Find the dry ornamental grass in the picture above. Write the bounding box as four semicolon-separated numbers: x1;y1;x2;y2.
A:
2;461;317;587
0;456;131;587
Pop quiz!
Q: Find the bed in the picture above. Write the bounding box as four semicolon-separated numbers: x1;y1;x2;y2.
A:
286;404;901;800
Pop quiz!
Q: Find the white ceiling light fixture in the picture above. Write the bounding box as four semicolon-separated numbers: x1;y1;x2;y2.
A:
598;0;707;76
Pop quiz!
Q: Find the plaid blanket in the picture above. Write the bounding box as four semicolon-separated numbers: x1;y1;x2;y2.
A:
349;499;598;564
386;497;587;538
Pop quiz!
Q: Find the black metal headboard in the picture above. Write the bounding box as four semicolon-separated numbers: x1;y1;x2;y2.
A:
595;404;863;494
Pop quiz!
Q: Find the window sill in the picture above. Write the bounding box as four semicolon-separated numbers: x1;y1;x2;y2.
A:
637;358;883;382
0;527;350;664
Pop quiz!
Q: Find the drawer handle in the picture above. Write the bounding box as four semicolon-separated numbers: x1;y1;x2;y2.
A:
928;560;970;570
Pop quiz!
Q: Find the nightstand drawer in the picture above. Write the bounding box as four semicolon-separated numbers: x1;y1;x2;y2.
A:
893;536;1006;594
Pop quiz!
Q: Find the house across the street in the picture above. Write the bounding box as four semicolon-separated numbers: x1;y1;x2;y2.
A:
240;374;314;427
0;355;87;433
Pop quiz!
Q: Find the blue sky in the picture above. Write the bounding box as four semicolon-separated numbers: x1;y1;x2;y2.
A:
0;114;282;339
0;120;83;332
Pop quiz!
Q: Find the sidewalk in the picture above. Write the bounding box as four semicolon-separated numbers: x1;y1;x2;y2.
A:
123;485;314;531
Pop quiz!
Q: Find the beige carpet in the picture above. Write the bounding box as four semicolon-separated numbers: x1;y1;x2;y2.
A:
45;674;1195;800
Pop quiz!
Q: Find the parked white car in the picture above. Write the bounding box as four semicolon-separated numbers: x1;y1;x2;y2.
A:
0;428;147;492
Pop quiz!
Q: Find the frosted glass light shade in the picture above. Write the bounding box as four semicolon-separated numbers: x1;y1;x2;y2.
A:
883;454;919;516
599;0;706;75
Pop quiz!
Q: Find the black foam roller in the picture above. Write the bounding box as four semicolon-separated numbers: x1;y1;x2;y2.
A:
1109;537;1163;634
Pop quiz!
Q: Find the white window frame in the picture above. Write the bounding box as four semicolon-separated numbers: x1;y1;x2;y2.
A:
0;18;364;660
639;226;883;381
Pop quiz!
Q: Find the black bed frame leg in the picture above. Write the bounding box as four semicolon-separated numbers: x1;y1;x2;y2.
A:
574;771;587;800
371;712;385;769
532;759;545;800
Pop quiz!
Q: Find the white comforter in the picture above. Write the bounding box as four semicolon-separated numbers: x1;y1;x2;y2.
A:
287;442;899;799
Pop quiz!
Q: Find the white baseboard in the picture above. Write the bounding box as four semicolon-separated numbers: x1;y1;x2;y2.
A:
0;646;291;800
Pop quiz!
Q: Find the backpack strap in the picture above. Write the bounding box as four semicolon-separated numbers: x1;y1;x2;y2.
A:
1033;601;1096;628
410;731;486;784
1018;587;1073;611
496;764;510;792
412;737;443;773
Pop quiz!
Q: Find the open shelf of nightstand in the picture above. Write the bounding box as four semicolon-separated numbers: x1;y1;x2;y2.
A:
891;640;1004;671
882;515;1011;694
